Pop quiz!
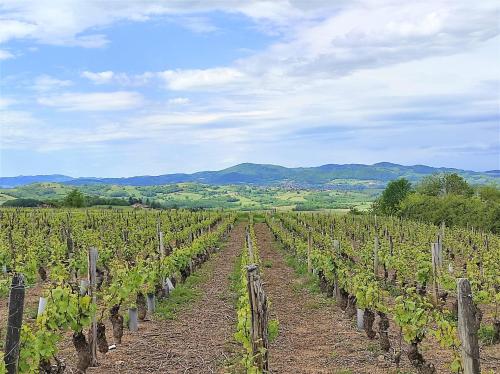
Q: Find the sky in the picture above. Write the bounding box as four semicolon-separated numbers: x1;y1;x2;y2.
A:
0;0;499;177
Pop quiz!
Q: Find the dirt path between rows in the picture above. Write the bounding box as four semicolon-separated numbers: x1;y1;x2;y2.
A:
86;222;245;374
255;222;395;374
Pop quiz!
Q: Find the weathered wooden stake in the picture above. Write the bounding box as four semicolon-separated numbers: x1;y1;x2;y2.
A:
159;231;165;258
457;278;480;374
4;274;25;374
332;240;340;299
307;230;312;273
246;230;254;262
431;242;441;304
87;247;98;367
246;265;269;372
373;236;379;277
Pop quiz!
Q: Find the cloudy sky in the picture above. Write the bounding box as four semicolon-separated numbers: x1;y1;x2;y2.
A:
0;0;499;177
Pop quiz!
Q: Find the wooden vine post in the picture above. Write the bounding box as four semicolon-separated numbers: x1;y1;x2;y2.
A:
87;247;99;367
373;235;379;277
332;239;340;298
307;230;312;273
246;265;269;372
4;274;25;374
457;278;480;374
246;229;254;263
159;231;167;293
431;242;442;305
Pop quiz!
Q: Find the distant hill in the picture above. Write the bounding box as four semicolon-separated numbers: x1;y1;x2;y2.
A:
1;162;498;188
0;174;73;188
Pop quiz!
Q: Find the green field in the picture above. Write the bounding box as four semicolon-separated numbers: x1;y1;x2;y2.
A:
0;182;378;211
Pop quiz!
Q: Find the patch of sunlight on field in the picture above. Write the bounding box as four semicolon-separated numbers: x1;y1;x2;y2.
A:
171;192;203;199
0;194;15;204
278;191;308;202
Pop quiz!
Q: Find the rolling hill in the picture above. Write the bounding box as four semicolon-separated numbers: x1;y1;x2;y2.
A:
1;162;498;189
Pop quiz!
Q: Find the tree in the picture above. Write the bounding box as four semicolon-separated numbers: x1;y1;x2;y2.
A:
64;189;85;208
375;178;412;215
398;193;500;233
417;175;443;196
477;185;500;203
417;173;473;197
3;198;43;207
443;173;474;196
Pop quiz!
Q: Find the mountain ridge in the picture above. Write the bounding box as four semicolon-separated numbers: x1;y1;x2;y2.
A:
1;162;498;188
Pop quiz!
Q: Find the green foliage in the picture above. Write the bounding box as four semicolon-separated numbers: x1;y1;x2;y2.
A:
39;286;95;332
268;319;279;343
64;189;85;207
478;185;500;203
262;259;273;268
155;274;203;320
399;192;500;233
19;325;59;374
2;198;44;207
374;178;412;215
393;288;433;343
478;324;497;345
433;312;462;373
418;173;474;197
0;353;5;374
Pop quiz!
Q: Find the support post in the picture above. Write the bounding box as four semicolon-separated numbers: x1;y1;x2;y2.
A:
246;230;254;263
374;236;379;277
246;265;269;372
457;278;480;374
146;293;155;314
128;307;138;332
37;296;48;317
356;308;364;330
307;230;312;273
332;240;340;299
159;231;165;258
87;248;98;367
431;242;441;304
4;274;25;374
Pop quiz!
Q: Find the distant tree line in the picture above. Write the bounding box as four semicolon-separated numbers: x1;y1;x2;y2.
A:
3;189;147;208
372;173;500;233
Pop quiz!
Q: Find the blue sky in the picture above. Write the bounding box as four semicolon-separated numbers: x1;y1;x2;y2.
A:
0;1;499;177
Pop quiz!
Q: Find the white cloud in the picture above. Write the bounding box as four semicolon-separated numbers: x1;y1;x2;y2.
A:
1;0;498;171
159;68;246;90
81;70;154;86
33;75;72;91
0;0;332;50
0;49;14;59
168;97;190;105
0;19;36;43
81;71;114;84
240;1;499;79
37;91;143;111
176;16;218;33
